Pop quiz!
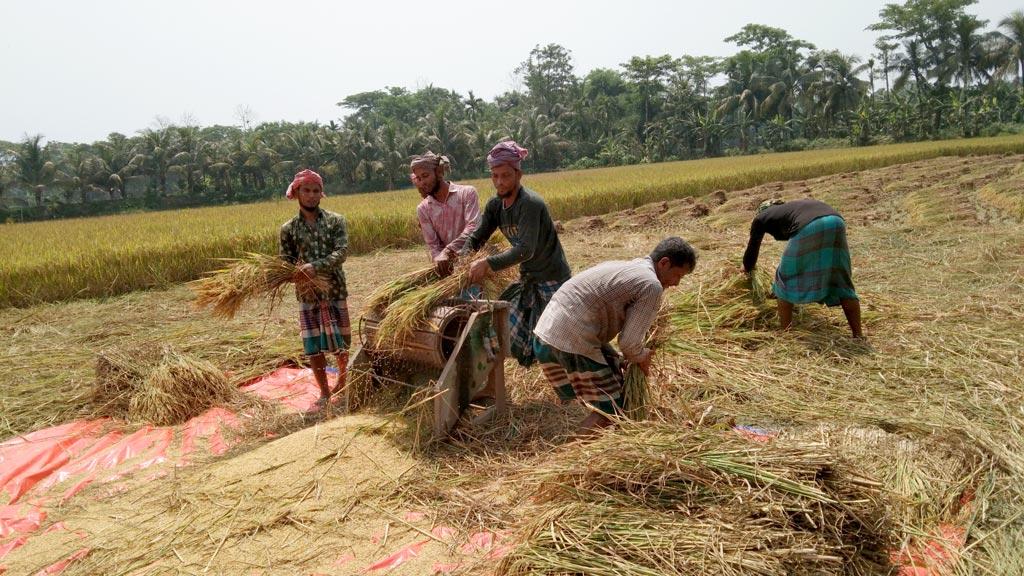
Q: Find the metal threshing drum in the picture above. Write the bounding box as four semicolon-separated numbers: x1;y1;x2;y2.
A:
359;304;470;369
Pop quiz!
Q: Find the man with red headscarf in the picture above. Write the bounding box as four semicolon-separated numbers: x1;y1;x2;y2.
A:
280;169;350;411
464;140;571;367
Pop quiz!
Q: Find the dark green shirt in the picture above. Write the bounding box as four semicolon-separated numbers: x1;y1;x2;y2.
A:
279;208;348;302
465;186;571;284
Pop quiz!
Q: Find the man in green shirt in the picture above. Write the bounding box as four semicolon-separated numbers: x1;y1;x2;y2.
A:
465;140;572;367
279;169;351;411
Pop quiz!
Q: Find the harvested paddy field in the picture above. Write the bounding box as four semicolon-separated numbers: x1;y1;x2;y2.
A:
2;153;1023;574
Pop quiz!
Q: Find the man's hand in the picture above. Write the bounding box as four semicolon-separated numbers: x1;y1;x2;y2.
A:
434;252;454;276
294;263;316;284
739;265;752;275
624;350;653;378
468;258;491;284
637;351;654;377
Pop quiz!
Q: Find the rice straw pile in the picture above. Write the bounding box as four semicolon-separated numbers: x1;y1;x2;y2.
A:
368;245;515;348
498;420;894;576
189;252;330;319
93;348;247;425
667;265;776;349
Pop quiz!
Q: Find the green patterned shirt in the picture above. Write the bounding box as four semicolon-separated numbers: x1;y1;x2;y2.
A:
279;208;348;302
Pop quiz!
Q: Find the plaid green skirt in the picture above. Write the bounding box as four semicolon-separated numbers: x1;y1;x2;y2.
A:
773;215;858;306
501;279;564;367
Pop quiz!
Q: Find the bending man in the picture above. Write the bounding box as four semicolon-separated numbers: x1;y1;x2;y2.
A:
534;237;697;434
742;198;862;338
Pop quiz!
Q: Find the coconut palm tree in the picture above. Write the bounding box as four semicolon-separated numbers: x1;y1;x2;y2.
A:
14;135;55;206
94;133;137;200
134;127;176;196
170;125;209;197
58;145;100;203
377;121;415;191
997;10;1024;90
806;51;871;135
942;15;991;92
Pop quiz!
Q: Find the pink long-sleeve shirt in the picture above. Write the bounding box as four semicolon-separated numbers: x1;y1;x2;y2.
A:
416;183;481;261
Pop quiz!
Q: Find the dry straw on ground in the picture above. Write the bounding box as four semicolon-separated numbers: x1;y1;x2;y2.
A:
497;420;894;576
92;348;256;426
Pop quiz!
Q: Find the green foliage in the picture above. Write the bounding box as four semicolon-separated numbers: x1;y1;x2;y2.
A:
4;5;1024;221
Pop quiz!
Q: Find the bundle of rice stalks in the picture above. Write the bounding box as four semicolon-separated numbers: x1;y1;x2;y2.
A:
363;267;439;314
371;245;515;348
667;265;776;347
498;420;894;576
128;351;241;426
189;252;330;319
92;349;159;418
621;305;672;420
92;348;249;426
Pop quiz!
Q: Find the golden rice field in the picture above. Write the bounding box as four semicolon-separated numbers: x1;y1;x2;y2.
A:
2;135;1023;308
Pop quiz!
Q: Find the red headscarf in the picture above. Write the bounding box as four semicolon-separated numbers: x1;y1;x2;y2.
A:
285;169;324;199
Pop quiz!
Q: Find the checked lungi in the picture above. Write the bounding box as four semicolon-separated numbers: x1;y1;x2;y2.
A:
773;215;859;306
500;279;564;366
299;300;351;356
533;338;624;415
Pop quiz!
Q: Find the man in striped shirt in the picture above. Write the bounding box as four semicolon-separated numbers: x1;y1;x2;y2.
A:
533;237;697;434
410;151;480;275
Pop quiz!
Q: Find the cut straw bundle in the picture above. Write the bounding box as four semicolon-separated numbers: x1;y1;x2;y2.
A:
668;265;775;344
498;420;894;576
621;305;672;420
369;245;515;348
363;267;439;314
93;348;247;426
189;253;330;319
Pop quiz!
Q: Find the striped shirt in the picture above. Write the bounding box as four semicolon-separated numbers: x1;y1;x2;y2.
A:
534;257;663;365
416;183;481;262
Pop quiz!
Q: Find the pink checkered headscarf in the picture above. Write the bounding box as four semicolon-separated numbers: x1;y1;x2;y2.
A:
285;169;324;199
486;141;529;170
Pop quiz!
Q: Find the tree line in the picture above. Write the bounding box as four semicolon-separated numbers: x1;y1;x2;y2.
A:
2;0;1022;222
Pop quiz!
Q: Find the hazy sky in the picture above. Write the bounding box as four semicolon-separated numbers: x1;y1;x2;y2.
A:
1;0;1018;144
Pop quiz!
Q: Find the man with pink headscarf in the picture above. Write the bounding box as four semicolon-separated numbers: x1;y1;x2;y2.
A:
280;169;351;412
409;151;480;274
463;140;571;368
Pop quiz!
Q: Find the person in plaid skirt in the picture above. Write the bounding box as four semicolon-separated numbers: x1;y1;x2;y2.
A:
280;169;351;412
464;141;572;368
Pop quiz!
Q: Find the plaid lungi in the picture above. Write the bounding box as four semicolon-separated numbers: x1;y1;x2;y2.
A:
299;300;351;356
534;338;624;415
501;279;564;367
773;215;859;307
